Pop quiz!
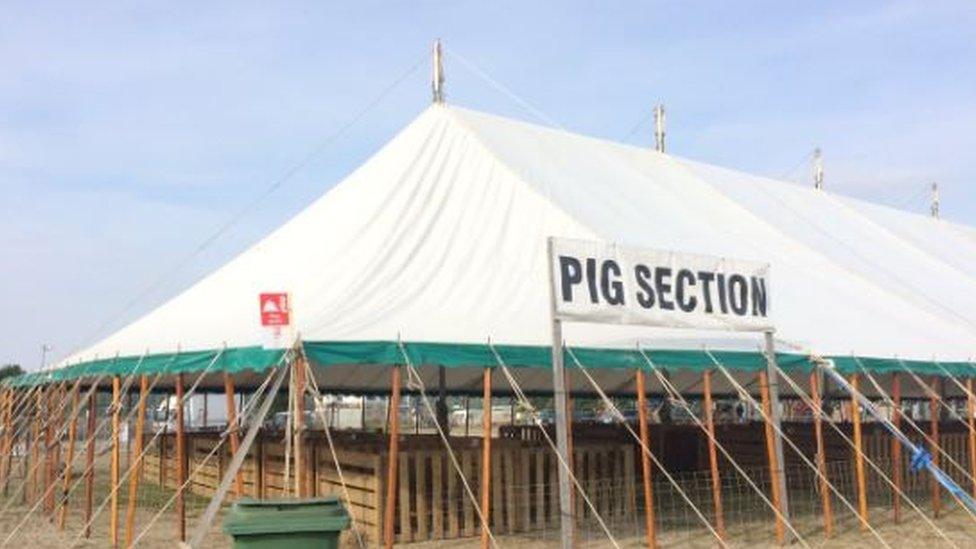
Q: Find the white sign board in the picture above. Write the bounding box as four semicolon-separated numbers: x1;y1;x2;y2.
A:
549;237;772;332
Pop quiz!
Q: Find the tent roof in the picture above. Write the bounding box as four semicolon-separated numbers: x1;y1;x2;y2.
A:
28;104;976;385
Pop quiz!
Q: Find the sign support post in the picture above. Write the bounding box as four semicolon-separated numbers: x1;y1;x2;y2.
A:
547;238;575;549
546;236;776;549
762;330;792;542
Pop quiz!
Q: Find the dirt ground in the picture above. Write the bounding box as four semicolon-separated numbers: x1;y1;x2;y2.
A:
0;451;973;547
1;500;974;547
409;506;976;548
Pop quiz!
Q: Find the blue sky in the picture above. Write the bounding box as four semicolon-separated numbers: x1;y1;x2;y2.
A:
2;1;974;369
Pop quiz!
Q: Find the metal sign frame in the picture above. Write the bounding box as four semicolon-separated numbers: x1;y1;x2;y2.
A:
545;236;789;548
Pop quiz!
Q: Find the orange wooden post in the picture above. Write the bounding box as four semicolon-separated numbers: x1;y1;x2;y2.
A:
58;385;81;530
635;368;656;549
110;377;121;548
809;371;833;537
31;388;43;504
891;373;903;523
968;377;976;500
84;383;97;538
0;389;12;492
124;376;149;548
850;374;869;530
480;367;492;549
223;372;244;496
175;373;187;542
929;376;941;518
44;386;56;514
759;371;786;544
384;366;402;549
702;370;725;541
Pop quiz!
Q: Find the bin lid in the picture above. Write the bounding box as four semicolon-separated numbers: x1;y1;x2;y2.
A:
223;496;351;536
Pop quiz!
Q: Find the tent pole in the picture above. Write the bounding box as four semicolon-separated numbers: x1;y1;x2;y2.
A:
44;385;56;515
438;365;449;436
161;391;170;487
123;375;149;548
58;384;81;530
175;373;187;542
891;373;903;523
223;372;243;496
968;377;976;500
635;368;657;549
4;389;21;495
480;367;492;549
702;369;725;541
293;357;306;497
0;389;11;493
809;369;833;537
929;376;941;518
758;370;785;544
84;383;97;538
850;374;869;530
110;377;121;548
126;391;133;470
50;383;66;514
31;388;42;504
761;330;790;543
383;365;402;549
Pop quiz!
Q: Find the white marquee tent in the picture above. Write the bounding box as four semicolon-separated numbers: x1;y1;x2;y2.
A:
24;104;976;390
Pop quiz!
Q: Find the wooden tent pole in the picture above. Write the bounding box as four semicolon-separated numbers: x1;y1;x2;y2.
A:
758;371;786;544
383;365;402;549
809;370;833;537
54;383;67;512
635;368;656;549
44;387;55;514
4;388;16;492
223;372;243;496
110;377;121;548
0;389;11;492
702;370;725;541
968;377;976;500
84;383;97;538
31;387;44;501
47;383;66;514
929;376;941;518
161;391;170;487
31;388;43;504
480;367;492;549
58;384;81;530
891;373;903;523
124;391;132;471
293;357;306;497
850;374;869;530
175;373;187;542
123;375;149;548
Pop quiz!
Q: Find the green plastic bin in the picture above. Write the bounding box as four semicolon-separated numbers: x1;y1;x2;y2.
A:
223;496;350;548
